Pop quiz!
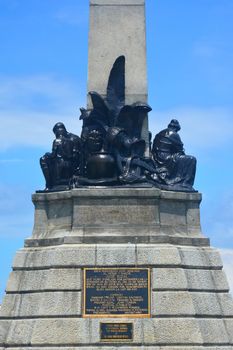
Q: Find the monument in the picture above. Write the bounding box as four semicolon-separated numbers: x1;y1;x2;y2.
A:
0;0;233;348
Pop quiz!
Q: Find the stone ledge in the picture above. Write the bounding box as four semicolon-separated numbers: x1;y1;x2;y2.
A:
2;348;233;350
32;188;201;202
31;188;202;241
6;267;228;293
24;235;210;247
1;291;233;318
1;318;232;345
12;245;223;270
90;0;144;5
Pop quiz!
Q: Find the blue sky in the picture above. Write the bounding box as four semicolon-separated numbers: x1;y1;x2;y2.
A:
0;0;233;302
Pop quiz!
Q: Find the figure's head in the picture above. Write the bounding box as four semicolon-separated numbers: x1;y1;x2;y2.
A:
53;122;67;138
168;119;181;132
86;128;104;153
132;102;152;117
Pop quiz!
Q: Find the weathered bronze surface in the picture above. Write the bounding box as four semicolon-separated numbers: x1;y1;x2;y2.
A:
83;268;150;318
100;322;133;342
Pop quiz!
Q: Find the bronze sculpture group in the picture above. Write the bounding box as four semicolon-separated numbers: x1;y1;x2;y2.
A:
40;57;196;192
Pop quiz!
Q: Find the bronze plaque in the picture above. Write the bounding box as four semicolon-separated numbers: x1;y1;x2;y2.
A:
100;322;133;342
83;268;150;317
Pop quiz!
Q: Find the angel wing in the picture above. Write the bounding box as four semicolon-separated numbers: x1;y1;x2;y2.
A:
106;56;125;118
116;102;152;138
116;105;134;132
88;91;111;128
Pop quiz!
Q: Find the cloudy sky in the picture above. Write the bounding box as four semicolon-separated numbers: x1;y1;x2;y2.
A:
0;0;233;302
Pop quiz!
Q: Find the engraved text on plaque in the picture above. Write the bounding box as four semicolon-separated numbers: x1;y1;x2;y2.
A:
83;268;150;317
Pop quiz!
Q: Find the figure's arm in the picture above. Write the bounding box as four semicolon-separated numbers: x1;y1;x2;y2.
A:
170;133;184;153
51;140;58;157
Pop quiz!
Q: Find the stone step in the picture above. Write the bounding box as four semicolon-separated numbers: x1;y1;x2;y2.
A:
25;235;210;247
1;291;233;318
6;268;229;293
12;245;223;270
1;347;233;350
0;318;232;346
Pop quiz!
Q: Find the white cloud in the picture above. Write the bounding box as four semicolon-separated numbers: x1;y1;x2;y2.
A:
0;75;81;112
0;111;82;150
193;41;217;59
0;75;233;155
0;75;84;151
149;106;233;152
0;184;33;238
220;249;233;295
205;190;233;239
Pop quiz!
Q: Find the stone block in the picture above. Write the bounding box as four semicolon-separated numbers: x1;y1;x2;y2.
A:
13;245;96;269
178;247;223;268
2;318;218;345
192;292;233;316
152;268;188;290
152;291;195;316
96;244;136;265
73;197;159;228
160;190;202;202
6;268;82;292
30;318;145;345
137;245;181;266
187;200;201;226
218;294;233;316
30;188;203;241
2;317;233;347
185;269;229;291
160;200;186;226
224;319;233;343
0;292;82;317
152;268;229;292
5;319;35;345
47;199;73;234
199;319;230;344
13;245;224;269
151;291;233;317
0;320;10;344
142;318;202;344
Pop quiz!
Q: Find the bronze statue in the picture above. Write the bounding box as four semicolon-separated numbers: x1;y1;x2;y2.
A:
151;119;196;191
39;57;197;192
40;122;81;191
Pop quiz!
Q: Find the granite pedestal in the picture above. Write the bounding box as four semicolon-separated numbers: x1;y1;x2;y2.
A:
0;187;233;348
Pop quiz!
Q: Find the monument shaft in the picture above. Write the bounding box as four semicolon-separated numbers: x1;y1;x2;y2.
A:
88;0;149;151
88;0;148;104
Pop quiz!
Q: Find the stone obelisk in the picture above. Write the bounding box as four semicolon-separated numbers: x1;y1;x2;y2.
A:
88;0;149;151
88;0;147;103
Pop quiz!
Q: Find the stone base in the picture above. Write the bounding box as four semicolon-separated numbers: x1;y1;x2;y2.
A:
30;188;204;242
0;188;233;348
1;242;233;347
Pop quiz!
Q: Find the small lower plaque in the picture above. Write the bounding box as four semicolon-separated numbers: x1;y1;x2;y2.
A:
100;322;133;342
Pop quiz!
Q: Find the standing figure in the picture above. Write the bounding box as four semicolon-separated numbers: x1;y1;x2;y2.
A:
40;122;82;191
152;119;196;191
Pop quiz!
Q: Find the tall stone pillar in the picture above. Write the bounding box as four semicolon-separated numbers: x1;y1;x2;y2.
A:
88;0;149;151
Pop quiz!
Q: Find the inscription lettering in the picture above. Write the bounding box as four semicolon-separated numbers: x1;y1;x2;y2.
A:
100;323;133;342
83;268;150;317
